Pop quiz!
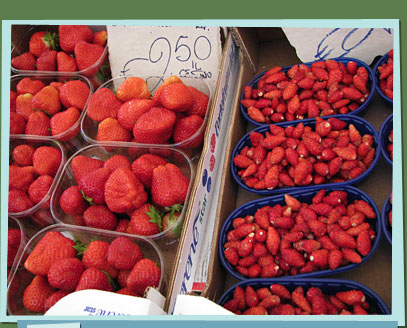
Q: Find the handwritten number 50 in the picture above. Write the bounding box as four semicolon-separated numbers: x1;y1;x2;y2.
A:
175;35;211;62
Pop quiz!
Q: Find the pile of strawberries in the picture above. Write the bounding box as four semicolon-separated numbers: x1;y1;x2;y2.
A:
85;76;209;149
233;117;376;191
10;77;90;140
387;129;393;161
14;231;161;313
9;143;62;214
11;25;107;78
241;59;371;124
223;189;377;278
377;50;393;100
222;283;376;315
58;152;189;236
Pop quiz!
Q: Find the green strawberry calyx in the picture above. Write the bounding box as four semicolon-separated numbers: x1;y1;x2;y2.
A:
147;206;163;231
73;240;88;256
100;269;116;290
43;31;59;51
164;204;183;223
80;190;94;205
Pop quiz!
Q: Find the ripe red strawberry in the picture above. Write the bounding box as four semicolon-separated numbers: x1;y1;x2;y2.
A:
266;226;280;255
185;86;209;117
59;80;90;110
131;154;168;189
32;85;61;115
127;258;161;295
83;205;117;230
9;165;35;191
50;81;64;91
336;290;366;305
11;52;36;70
78;167;111;205
10;112;26;134
59;25;94;53
50;107;81;140
159;82;193;112
127;203;161;236
36;50;57;71
75;267;113;292
16;93;34;120
151;163;190;207
116;287;140;296
10;90;17;111
353;200;376;219
328;249;343;270
47;257;84;291
71;155;104;183
133;107;177;144
93;30;108;47
28;174;54;205
292;286;312;313
247;106;266;123
115;219;130;233
103;155;131;171
57;51;78;73
173;114;204;148
356;230;371;256
44;290;70;313
86;87;123;122
60;185;88;216
96;117;132;143
25;111;51;136
329;230;356;249
281;248;305;267
24;231;76;275
224;247;239;266
107;236;143;270
243;306;268;315
32;146;62;177
74;41;105;76
116;77;150;102
23;275;56;313
16;78;46;95
245;285;259;307
152;76;183;105
104;168;148;213
80;240;118;279
8;189;34;213
117;99;154;131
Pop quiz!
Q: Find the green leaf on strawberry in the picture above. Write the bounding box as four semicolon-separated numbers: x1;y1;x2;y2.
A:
73;240;87;256
43;31;59;51
80;190;94;205
146;206;163;231
100;269;116;290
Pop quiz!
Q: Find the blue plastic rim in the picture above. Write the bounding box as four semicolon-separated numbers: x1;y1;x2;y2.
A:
218;185;382;281
217;278;390;315
240;57;376;127
379;113;393;167
380;193;392;246
231;114;381;196
373;53;393;104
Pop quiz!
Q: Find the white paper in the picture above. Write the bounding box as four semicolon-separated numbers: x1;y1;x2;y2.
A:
173;295;234;315
282;27;393;65
107;25;222;92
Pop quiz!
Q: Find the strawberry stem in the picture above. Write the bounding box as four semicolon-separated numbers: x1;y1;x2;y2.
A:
80;190;94;205
73;240;88;256
146;205;163;231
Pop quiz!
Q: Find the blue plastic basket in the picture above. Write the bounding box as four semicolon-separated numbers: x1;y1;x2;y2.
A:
218;185;382;281
378;113;393;167
240;57;376;127
231;115;380;196
217;278;390;315
380;193;392;246
373;53;393;104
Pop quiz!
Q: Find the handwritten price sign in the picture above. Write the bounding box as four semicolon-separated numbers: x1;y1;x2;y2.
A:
107;26;222;91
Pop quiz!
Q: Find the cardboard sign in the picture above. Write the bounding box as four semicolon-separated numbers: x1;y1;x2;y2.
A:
107;25;222;92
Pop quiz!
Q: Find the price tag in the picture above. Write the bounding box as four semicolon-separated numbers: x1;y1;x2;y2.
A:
107;26;222;91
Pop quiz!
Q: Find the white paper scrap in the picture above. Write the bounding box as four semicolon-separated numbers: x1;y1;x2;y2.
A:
107;25;222;92
173;295;234;315
282;27;393;65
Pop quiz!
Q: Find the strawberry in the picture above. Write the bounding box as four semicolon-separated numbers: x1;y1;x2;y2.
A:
47;257;84;291
292;286;312;313
172;114;204;148
115;219;130;233
162;205;182;235
116;77;150;102
107;236;143;270
60;185;88;216
243;306;268;315
103;155;131;171
127;203;161;236
104;168;148;213
281;248;305;267
356;230;371;256
342;248;362;263
127;258;161;295
27;174;54;205
132;107;176;144
80;240;118;279
117;270;131;287
159;82;194;112
328;249;343;270
16;93;35;120
116;287;139;296
353;200;376;219
96;117;132;143
57;51;78;73
329;230;356;249
59;25;94;53
24;231;76;275
32;85;61;115
16;78;45;95
185;86;209;117
336;290;365;305
32;146;62;177
224;247;239;266
74;41;105;76
86;87;123;122
117;98;154;131
25;111;51;136
9;165;35;191
10;91;17;111
78;167;111;205
245;285;259;307
8;189;34;213
247;106;266;123
50;81;64;91
151;163;190;207
71;155;104;183
44;290;70;313
131;154;168;189
23;275;55;313
93;30;108;47
36;50;57;71
10;112;26;134
11;52;36;70
59;80;90;110
50;107;81;140
75;267;113;292
83;205;118;230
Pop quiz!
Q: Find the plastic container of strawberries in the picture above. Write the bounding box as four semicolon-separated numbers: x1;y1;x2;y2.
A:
6;223;165;315
7;217;27;282
10;73;93;143
381;193;392;246
373;53;393;104
240;57;376;127
50;143;194;244
378;113;393;167
11;25;108;82
80;75;212;153
9;135;66;224
218;185;382;281
231;114;380;196
217;278;390;314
